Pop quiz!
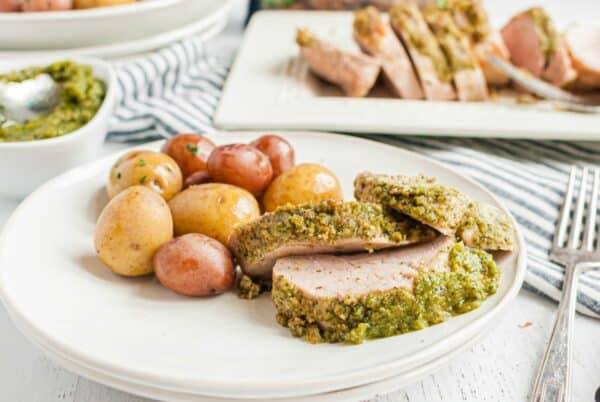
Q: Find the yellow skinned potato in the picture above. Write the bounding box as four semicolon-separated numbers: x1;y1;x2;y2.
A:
95;186;173;277
74;0;135;8
168;183;260;246
262;163;343;212
108;150;182;201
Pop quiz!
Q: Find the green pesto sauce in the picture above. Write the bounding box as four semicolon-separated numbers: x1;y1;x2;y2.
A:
528;7;558;59
238;274;271;299
272;242;500;344
0;61;106;143
390;5;452;82
354;174;469;234
232;200;435;268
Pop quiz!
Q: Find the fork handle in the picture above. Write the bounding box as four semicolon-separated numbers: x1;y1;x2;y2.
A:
530;263;580;402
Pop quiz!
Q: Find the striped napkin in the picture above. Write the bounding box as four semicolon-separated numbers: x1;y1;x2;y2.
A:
107;37;600;319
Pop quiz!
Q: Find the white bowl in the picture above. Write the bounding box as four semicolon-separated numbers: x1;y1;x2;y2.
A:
0;57;116;199
0;0;227;50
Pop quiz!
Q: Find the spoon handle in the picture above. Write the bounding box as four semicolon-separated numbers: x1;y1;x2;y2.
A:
529;264;579;402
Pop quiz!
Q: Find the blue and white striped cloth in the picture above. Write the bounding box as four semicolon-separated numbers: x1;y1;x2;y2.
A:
108;37;600;318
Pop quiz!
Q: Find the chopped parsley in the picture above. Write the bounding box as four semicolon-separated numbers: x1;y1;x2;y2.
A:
186;143;198;155
116;172;122;180
139;176;147;184
138;159;146;167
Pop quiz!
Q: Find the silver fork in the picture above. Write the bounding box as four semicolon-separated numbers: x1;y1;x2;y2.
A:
530;166;600;402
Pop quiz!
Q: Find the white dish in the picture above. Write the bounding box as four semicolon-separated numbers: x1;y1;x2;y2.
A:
0;132;526;399
215;1;600;140
0;57;117;199
0;2;230;59
0;0;230;51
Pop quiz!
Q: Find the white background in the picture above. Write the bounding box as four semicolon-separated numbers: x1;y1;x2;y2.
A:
0;1;598;401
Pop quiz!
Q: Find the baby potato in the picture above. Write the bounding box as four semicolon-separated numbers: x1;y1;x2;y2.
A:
95;186;173;277
153;234;235;297
74;0;133;8
207;144;273;196
108;150;182;201
0;0;21;11
168;183;260;246
251;134;295;178
184;170;212;188
161;134;216;179
22;0;73;11
262;163;343;212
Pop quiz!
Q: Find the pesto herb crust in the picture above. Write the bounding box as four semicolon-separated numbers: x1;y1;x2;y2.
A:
232;200;435;272
238;274;271;300
0;61;106;143
272;243;500;344
527;7;559;59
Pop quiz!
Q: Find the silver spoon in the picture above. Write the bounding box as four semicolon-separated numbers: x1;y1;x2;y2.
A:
0;74;62;127
488;55;600;114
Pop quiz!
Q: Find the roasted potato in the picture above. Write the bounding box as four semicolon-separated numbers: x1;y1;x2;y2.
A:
95;186;173;277
161;134;216;179
0;0;21;11
262;163;343;212
183;170;212;188
207;144;273;196
168;183;260;246
21;0;73;11
108;150;182;201
251;134;295;178
153;233;235;297
74;0;134;8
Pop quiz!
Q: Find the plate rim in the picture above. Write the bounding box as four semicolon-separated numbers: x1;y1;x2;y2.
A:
0;131;527;398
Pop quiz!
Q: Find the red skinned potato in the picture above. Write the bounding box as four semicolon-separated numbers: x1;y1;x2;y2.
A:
251;134;295;178
184;170;212;188
22;0;73;10
161;134;216;179
0;0;21;11
207;144;273;196
153;234;235;297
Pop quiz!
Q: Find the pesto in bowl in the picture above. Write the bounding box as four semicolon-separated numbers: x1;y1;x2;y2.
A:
0;60;106;143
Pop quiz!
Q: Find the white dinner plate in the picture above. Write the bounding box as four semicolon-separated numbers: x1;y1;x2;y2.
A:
0;132;526;399
0;1;230;59
214;0;600;140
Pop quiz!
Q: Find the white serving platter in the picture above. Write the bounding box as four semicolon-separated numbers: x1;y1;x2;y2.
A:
215;1;600;140
0;132;526;400
0;0;231;58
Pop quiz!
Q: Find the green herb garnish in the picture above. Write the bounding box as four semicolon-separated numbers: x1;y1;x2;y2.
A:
186;144;198;155
139;176;147;184
138;159;146;167
116;172;122;180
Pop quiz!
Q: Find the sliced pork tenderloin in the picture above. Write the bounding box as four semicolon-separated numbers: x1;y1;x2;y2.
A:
230;200;437;281
501;7;577;87
389;3;457;101
354;172;516;251
473;32;511;86
423;6;488;101
353;6;424;99
272;236;501;344
296;28;381;97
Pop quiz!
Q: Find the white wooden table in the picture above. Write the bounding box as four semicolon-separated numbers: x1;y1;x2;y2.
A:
1;1;599;401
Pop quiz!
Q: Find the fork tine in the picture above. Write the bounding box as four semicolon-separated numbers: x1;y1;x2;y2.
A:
555;167;577;249
568;166;588;249
584;168;599;251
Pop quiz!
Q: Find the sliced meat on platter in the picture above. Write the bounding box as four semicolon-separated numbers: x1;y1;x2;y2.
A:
230;200;436;280
423;6;488;101
354;172;516;251
389;3;457;101
501;7;577;87
353;6;424;99
473;32;511;86
272;236;501;344
296;28;381;97
565;24;600;90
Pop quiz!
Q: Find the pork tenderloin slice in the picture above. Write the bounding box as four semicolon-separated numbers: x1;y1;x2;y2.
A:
389;3;456;101
230;200;437;281
272;236;501;344
423;7;488;101
354;172;516;250
474;32;511;86
353;6;424;99
565;24;600;90
501;7;576;87
296;28;381;97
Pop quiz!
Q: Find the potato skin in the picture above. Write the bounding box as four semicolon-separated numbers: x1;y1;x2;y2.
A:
153;234;235;296
108;150;182;201
251;134;295;178
207;144;273;196
262;163;343;212
95;186;173;277
168;183;260;246
161;134;216;179
183;170;212;188
74;0;134;8
22;0;73;11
